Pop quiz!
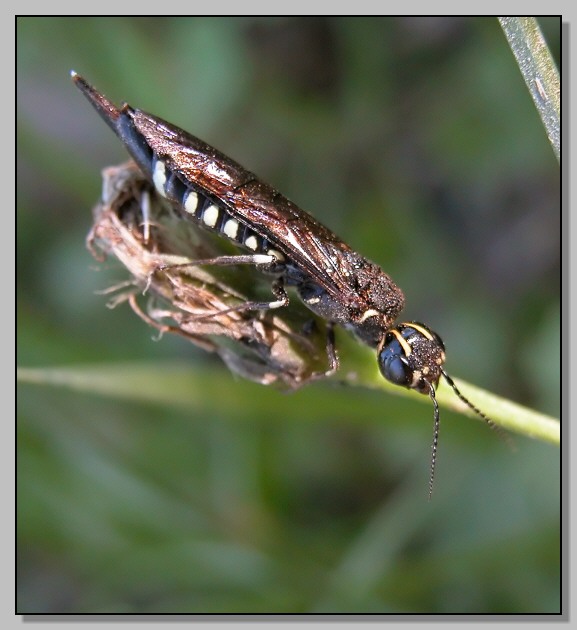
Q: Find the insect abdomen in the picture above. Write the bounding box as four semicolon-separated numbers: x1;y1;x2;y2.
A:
118;110;285;264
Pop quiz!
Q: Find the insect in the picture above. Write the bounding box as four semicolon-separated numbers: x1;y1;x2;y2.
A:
72;71;499;497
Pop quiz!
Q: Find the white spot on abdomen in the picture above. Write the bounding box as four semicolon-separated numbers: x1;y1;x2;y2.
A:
245;235;259;251
183;190;199;215
202;204;220;228
152;160;167;197
267;248;285;262
223;218;239;240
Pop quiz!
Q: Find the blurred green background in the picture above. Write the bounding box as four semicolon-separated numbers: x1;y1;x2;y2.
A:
17;17;560;614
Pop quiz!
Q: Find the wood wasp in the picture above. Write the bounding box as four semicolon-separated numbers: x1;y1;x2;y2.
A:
72;71;500;497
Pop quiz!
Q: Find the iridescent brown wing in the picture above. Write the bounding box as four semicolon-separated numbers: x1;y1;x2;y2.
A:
129;106;367;304
72;72;375;308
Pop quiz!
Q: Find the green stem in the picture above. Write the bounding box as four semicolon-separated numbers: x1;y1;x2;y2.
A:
18;361;559;446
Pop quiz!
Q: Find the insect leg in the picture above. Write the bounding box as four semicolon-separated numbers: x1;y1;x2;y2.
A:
302;320;339;380
181;277;290;321
323;321;340;376
156;252;278;272
154;251;290;320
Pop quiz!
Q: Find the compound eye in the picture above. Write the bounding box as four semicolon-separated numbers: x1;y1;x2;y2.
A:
378;334;413;386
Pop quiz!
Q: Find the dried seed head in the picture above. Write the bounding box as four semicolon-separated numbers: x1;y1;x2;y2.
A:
88;161;331;389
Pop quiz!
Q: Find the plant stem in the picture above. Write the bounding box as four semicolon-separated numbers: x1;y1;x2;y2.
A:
498;17;560;161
